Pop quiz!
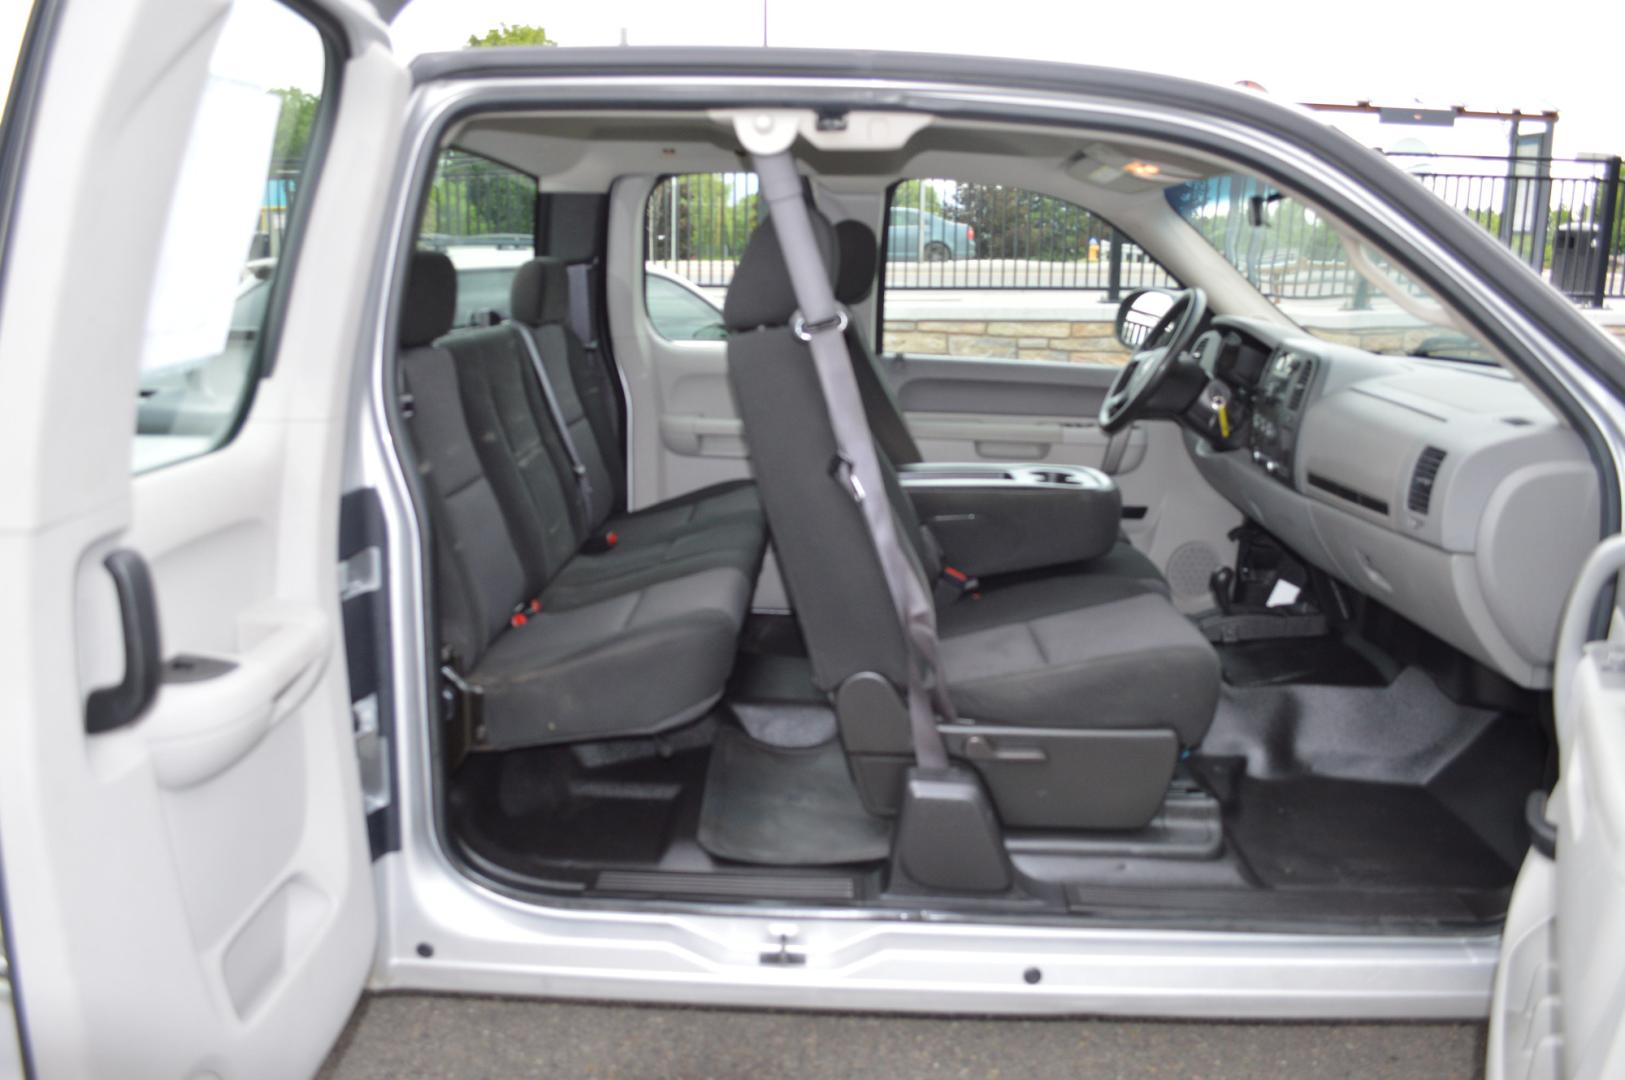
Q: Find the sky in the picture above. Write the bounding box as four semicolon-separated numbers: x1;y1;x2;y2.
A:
392;0;1624;159
4;0;1622;159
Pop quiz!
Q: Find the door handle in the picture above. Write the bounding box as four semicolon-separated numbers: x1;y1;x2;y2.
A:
142;608;331;789
85;549;163;735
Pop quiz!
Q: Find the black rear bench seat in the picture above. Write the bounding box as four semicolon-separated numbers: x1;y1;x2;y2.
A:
398;251;766;750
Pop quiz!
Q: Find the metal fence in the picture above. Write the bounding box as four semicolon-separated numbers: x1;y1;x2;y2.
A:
1395;153;1623;306
643;173;761;288
256;153;1623;306
644;173;1177;297
258;151;538;258
418;150;535;248
644;160;1625;306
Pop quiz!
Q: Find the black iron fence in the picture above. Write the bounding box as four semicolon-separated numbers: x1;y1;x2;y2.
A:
644;160;1625;307
643;173;762;287
256;154;1623;307
643;173;1177;297
257;151;537;258
418;150;536;245
1394;153;1623;306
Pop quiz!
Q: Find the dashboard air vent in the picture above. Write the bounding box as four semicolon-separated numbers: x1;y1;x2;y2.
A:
1408;446;1447;515
1287;359;1314;410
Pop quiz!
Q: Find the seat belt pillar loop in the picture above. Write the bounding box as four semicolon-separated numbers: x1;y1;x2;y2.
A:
751;150;953;773
829;453;866;503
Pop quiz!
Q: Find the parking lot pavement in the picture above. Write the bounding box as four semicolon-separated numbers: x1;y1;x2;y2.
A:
319;993;1486;1079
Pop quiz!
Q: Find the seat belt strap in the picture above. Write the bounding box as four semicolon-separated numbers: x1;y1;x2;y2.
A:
509;323;597;524
751;150;953;773
566;261;597;347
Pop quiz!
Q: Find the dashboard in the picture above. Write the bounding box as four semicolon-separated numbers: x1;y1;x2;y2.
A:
1180;316;1598;689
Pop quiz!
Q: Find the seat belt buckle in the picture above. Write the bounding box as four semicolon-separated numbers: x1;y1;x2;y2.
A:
439;655;486;762
940;564;980;598
580;531;619;554
509;597;541;627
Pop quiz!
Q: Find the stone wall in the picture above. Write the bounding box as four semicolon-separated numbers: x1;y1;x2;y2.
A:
882;319;1132;365
880;315;1625;362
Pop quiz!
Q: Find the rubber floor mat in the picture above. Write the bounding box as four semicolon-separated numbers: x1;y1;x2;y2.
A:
1217;636;1392;688
1228;775;1517;891
697;726;892;866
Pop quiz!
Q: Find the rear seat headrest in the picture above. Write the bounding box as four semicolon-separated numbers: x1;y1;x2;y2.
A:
400;251;457;347
511;257;570;328
722;212;839;332
834;221;878;306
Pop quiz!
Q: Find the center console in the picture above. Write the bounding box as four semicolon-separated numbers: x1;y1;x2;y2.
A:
898;462;1122;578
1248;347;1316;484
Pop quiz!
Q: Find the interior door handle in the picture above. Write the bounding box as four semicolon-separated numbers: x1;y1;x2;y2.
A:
85;549;163;735
142;609;331;789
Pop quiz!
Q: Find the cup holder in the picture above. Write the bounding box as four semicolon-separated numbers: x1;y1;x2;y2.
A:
1025;468;1083;486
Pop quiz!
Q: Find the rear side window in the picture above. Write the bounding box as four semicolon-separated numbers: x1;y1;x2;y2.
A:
134;0;331;473
641;174;750;341
880;179;1178;366
418;150;537;329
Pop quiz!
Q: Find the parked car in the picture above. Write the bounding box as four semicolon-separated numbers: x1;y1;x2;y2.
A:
644;266;727;340
3;6;1623;1079
886;205;977;261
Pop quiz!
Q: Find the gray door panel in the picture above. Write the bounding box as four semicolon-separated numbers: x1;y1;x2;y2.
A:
887;354;1122;469
879;352;1240;611
890;354;1115;417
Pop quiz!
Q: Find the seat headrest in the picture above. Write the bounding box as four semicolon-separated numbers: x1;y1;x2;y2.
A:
722;212;839;332
834;221;878;305
510;257;570;327
400;251;456;347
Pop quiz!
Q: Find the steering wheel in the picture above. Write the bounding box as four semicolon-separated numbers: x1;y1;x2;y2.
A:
1098;287;1208;434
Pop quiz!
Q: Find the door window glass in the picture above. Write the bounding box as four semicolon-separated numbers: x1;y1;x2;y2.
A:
417;150;537;328
880;179;1178;366
641;174;748;341
134;0;330;473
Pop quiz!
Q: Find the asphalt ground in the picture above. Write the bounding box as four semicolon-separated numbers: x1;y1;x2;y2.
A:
320;993;1485;1079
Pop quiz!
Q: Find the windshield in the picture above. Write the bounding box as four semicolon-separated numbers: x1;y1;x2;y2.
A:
1165;173;1492;363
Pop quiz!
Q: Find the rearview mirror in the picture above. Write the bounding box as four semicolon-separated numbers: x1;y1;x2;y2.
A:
1248;191;1283;227
1114;288;1175;350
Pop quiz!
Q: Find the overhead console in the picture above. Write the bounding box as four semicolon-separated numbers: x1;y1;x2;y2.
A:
1188;321;1598;688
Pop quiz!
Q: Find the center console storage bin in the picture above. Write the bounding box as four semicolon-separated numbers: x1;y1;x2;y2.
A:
900;462;1122;578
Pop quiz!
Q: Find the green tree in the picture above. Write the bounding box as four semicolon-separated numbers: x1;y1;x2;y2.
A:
893;179;944;215
422;152;535;240
467;23;557;48
647;174;759;261
269;87;319;165
948;184;1093;261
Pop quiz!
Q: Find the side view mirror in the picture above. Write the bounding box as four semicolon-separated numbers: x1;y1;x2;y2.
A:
1114;288;1175;350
